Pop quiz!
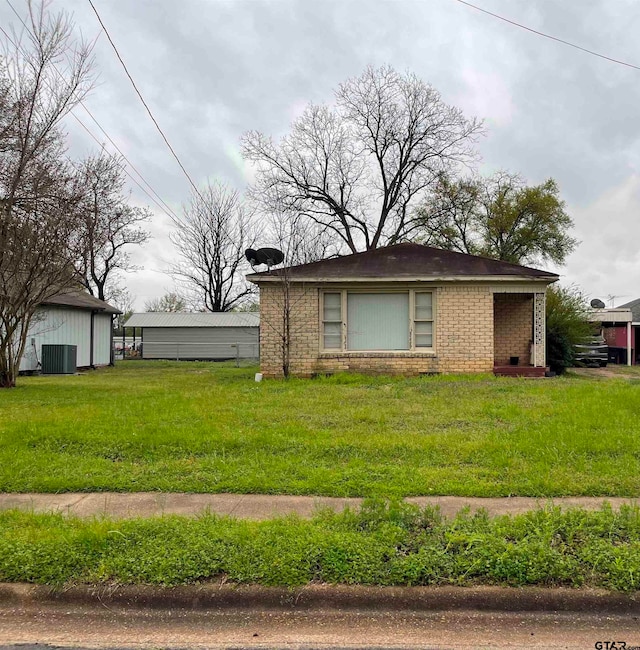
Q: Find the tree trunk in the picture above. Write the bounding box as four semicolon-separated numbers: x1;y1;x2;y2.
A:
0;350;17;388
0;371;16;388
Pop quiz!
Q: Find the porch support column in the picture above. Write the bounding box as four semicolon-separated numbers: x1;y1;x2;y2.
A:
627;322;632;366
533;292;546;367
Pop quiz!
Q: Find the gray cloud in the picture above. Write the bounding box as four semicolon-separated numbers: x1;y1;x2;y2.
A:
2;0;639;306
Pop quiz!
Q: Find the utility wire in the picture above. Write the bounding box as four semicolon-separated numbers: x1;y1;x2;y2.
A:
87;0;204;202
86;0;247;267
453;0;640;72
4;0;181;222
86;0;261;323
0;23;177;222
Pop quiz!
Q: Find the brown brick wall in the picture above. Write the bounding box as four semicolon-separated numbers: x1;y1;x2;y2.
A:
493;293;533;366
435;285;494;373
259;283;320;377
258;282;498;377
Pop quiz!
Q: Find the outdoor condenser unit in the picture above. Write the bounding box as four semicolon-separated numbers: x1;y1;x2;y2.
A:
41;344;77;374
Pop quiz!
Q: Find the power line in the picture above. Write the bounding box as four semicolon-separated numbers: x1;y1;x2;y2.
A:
85;0;257;320
453;0;640;71
87;0;203;202
86;0;245;262
4;0;181;222
76;105;181;221
70;113;181;219
0;24;177;223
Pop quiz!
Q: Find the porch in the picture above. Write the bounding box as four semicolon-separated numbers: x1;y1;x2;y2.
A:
493;292;547;378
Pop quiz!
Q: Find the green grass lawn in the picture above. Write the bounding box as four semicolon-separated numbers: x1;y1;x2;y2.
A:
1;361;640;496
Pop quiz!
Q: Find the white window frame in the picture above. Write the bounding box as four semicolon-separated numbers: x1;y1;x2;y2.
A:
412;291;434;350
321;291;343;350
320;289;436;353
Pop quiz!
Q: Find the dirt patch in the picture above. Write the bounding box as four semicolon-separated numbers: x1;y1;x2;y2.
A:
570;367;632;379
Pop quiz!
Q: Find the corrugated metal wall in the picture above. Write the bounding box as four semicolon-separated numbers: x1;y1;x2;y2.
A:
19;307;113;372
142;326;259;360
93;313;113;366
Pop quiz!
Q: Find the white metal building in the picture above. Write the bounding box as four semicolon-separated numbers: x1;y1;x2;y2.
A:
19;291;121;372
123;312;260;360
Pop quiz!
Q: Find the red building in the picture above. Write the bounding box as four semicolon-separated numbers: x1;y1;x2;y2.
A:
593;303;637;365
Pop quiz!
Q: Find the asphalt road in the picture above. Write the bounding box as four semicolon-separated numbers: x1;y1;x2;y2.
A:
1;603;639;649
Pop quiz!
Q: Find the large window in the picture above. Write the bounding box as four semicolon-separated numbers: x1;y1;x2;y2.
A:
321;290;435;352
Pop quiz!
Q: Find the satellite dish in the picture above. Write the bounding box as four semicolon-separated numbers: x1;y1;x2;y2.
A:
246;247;285;269
256;248;284;267
590;299;606;309
245;248;259;266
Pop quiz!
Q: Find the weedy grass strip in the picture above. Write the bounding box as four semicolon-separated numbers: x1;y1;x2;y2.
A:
0;501;639;591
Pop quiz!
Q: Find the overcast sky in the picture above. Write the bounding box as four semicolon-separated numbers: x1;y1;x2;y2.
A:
3;0;640;309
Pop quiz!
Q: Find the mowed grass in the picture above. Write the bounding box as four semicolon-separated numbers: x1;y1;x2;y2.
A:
2;503;640;591
1;361;640;496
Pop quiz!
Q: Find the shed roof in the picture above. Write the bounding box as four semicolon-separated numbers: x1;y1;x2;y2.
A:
617;298;640;322
247;243;558;283
124;312;260;328
42;290;121;314
589;308;632;323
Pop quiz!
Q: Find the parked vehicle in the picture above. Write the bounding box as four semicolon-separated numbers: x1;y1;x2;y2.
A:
574;336;608;367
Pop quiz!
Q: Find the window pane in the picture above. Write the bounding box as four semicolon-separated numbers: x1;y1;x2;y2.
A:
324;335;342;349
415;334;433;347
415;292;433;320
347;293;409;350
323;321;341;349
323;293;341;322
415;320;433;348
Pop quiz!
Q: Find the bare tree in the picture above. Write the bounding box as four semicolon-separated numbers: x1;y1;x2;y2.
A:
0;0;95;388
76;152;151;301
266;210;332;266
145;291;188;313
242;65;482;254
252;211;328;378
109;284;135;334
169;181;256;312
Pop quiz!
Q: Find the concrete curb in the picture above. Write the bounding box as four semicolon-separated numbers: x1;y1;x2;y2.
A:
1;583;639;614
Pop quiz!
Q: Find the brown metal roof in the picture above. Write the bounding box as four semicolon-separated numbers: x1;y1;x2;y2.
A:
42;290;122;314
247;243;559;283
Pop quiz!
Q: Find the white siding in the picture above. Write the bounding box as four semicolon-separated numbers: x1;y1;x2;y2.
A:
19;307;113;372
93;313;113;366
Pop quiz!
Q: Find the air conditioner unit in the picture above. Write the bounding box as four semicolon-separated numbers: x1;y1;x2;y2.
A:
41;344;77;374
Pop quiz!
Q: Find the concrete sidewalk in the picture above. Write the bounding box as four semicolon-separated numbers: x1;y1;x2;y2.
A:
0;492;636;519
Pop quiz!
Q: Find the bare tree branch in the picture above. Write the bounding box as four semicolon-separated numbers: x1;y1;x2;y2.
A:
75;151;151;301
243;65;483;254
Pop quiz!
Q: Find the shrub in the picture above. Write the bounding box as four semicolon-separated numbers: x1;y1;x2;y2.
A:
546;285;592;374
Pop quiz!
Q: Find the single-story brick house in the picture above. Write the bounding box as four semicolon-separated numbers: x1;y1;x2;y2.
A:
248;243;559;378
